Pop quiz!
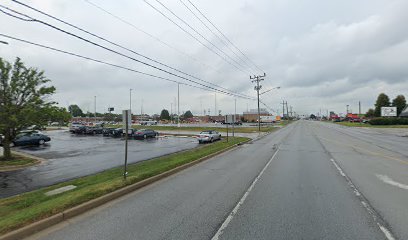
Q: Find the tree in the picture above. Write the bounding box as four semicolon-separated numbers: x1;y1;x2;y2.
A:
374;93;390;117
0;58;56;160
160;109;170;120
47;107;72;125
68;104;83;117
183;110;193;119
392;95;406;116
365;108;375;118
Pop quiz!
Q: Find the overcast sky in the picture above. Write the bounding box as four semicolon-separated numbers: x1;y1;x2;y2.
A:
1;0;407;116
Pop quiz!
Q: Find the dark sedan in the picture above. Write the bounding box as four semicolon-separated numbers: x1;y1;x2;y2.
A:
85;126;104;135
8;133;51;147
133;129;159;139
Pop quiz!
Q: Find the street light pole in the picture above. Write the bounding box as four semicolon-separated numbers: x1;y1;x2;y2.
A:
129;88;132;119
94;96;96;123
177;83;180;128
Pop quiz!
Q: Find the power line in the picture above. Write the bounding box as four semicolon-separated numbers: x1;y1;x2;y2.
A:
186;0;264;73
178;0;257;73
82;0;223;75
0;33;254;100
9;0;249;99
152;0;252;74
143;0;249;75
0;3;253;99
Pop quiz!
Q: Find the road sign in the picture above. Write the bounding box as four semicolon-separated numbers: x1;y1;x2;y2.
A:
122;110;131;128
381;107;397;117
225;114;235;124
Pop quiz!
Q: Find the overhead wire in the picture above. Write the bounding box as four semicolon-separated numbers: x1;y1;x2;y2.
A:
0;3;253;100
185;0;264;73
178;0;257;74
151;0;252;75
143;0;249;76
82;0;223;75
0;33;253;99
8;0;249;98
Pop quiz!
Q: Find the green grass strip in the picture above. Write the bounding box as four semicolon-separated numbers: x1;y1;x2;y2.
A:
334;122;408;128
0;137;249;235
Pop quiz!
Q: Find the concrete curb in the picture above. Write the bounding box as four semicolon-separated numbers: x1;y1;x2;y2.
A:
0;139;252;240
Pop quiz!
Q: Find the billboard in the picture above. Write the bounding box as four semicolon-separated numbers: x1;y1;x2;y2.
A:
381;107;397;117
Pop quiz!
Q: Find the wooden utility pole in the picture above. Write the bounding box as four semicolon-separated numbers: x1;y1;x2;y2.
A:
250;73;266;132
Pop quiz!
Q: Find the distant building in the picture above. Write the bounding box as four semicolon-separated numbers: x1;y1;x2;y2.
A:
243;108;271;122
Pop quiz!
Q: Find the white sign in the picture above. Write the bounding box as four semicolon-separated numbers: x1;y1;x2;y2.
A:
381;107;397;117
260;115;275;123
225;115;235;124
122;110;132;129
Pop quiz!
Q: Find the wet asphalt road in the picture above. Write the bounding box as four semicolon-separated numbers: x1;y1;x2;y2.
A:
28;121;408;240
0;130;198;198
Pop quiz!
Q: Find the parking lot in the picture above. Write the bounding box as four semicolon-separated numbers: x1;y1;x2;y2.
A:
0;130;199;198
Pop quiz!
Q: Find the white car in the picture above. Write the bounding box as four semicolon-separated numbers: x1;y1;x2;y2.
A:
197;130;221;143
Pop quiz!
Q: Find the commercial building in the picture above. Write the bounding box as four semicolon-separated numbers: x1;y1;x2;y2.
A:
242;108;271;122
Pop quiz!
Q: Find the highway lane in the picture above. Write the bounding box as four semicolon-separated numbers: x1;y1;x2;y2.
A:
311;121;408;240
26;121;406;240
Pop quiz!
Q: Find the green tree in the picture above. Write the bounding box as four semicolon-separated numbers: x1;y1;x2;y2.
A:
160;109;170;120
183;110;193;119
392;95;406;116
365;108;375;118
68;104;83;117
374;93;390;117
47;107;72;125
0;58;56;160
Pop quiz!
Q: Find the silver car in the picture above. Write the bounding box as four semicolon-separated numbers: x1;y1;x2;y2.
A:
197;130;221;143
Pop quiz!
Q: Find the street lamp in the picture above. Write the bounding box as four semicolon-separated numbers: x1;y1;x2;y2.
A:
260;86;281;95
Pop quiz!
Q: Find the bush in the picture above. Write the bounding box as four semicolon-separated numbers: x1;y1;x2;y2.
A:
368;117;408;125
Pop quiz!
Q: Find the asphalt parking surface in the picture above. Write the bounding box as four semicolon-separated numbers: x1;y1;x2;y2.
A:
0;130;198;198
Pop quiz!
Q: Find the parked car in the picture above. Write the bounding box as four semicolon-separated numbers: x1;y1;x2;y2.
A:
197;130;222;143
111;128;124;137
73;126;87;134
133;129;159;139
102;127;117;137
70;122;84;133
140;121;158;126
85;126;104;135
0;132;51;147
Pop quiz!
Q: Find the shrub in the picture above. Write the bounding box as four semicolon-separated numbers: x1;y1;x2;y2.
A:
368;117;408;125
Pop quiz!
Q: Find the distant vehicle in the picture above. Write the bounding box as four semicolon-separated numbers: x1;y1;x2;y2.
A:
73;126;87;134
102;127;116;137
197;130;221;143
111;128;124;137
26;125;46;131
133;129;159;139
0;132;51;147
85;126;103;135
70;122;84;133
140;120;158;126
350;118;363;123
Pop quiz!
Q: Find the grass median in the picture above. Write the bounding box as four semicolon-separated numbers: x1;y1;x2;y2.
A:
334;122;408;128
106;121;290;133
0;137;249;235
0;154;38;168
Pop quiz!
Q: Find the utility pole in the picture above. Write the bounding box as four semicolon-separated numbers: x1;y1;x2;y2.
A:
282;100;285;119
94;96;96;123
250;73;266;132
359;101;361;115
346;105;349;115
129;89;132;121
177;83;180;127
285;101;289;118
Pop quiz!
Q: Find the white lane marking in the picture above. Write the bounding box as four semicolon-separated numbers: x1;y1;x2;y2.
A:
329;159;396;240
376;174;408;190
211;149;280;240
